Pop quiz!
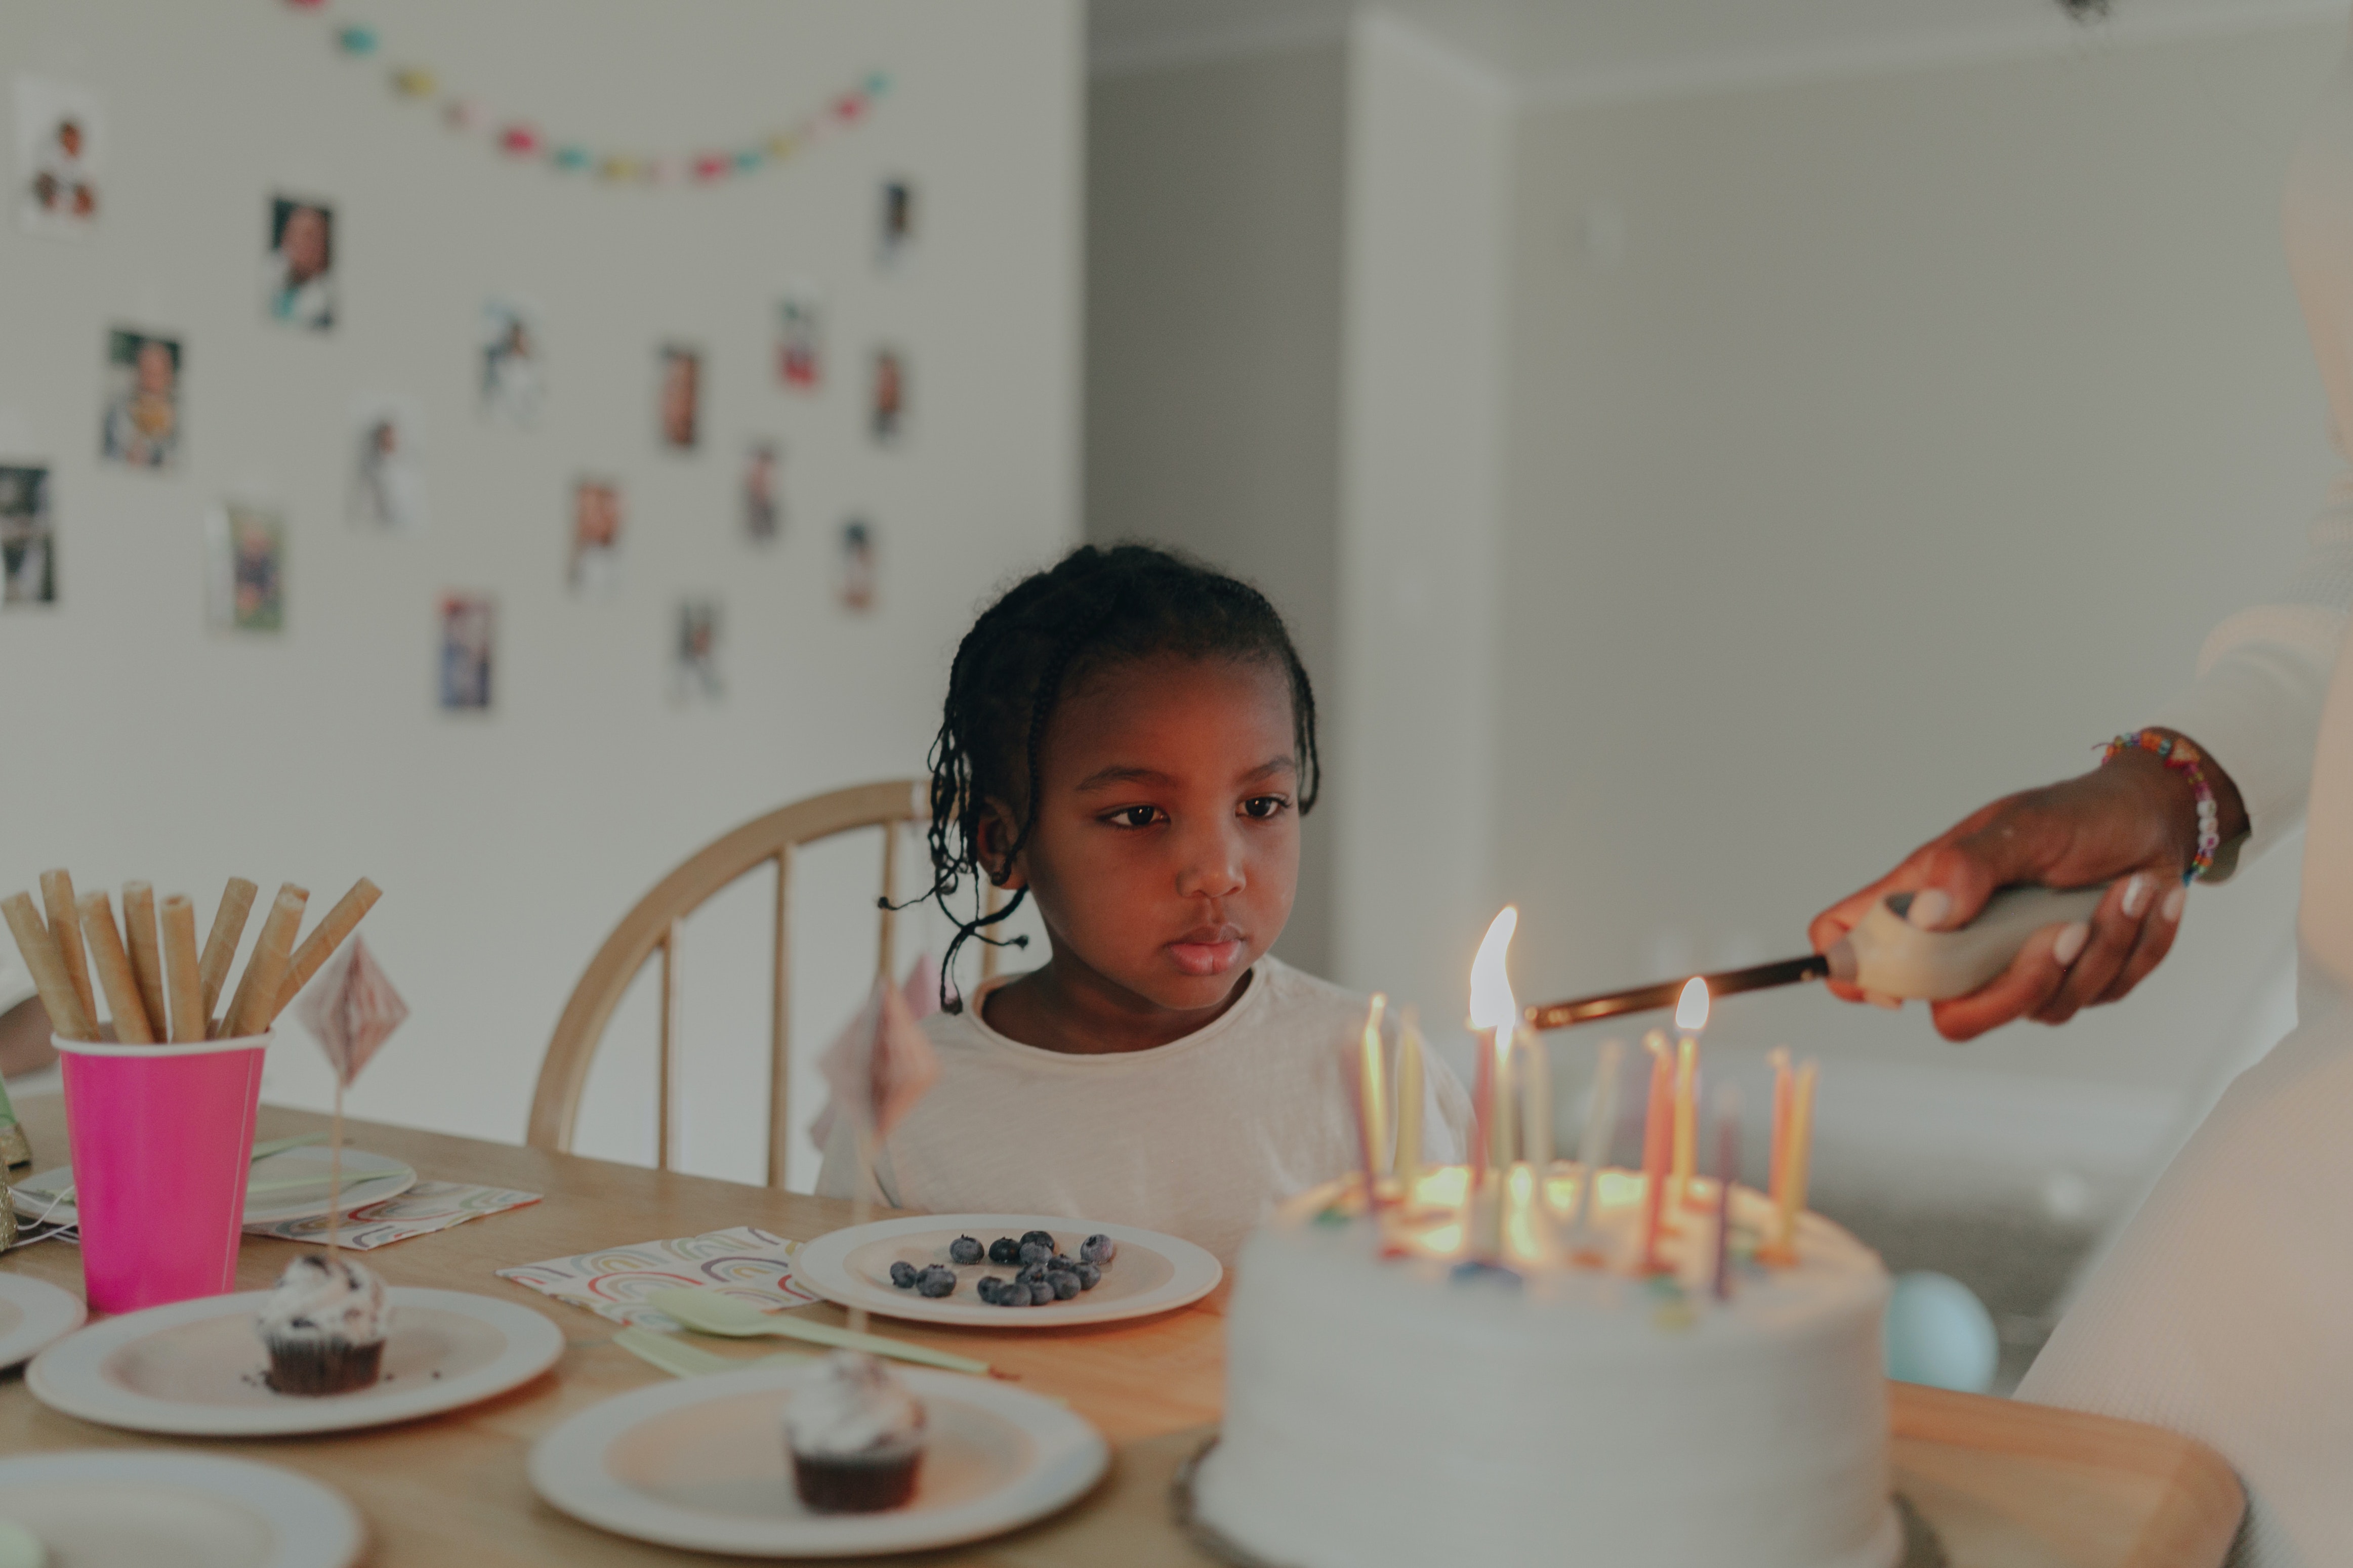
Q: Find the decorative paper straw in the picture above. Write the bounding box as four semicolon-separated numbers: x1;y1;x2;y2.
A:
37;870;95;1024
1;892;94;1041
160;895;205;1044
76;891;153;1043
198;877;259;1024
271;877;381;1021
222;884;307;1040
121;882;170;1042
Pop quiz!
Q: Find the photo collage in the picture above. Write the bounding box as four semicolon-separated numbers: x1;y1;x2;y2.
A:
9;73;916;715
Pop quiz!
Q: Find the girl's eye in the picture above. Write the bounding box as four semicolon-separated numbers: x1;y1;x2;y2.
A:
1240;795;1291;821
1104;804;1165;829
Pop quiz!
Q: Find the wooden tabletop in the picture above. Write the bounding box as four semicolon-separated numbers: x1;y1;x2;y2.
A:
0;1096;2244;1567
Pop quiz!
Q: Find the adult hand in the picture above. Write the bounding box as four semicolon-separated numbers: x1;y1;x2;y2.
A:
1807;735;2247;1041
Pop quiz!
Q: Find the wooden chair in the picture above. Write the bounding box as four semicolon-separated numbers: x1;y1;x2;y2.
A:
527;778;1000;1186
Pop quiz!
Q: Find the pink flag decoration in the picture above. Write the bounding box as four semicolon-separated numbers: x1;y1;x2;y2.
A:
817;969;939;1144
808;955;940;1149
294;935;408;1087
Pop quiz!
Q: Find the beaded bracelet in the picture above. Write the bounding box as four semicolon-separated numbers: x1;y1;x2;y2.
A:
2101;730;2221;882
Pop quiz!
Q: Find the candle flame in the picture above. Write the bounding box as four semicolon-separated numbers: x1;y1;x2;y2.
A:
1467;906;1520;1033
1675;976;1710;1033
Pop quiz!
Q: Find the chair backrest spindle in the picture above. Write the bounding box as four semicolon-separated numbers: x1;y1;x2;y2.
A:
530;780;932;1185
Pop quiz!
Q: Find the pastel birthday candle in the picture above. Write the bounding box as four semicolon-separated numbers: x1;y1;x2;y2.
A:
1394;1008;1425;1199
1774;1061;1819;1258
1712;1086;1742;1300
1358;993;1389;1180
1568;1039;1622;1233
1766;1047;1793;1211
1671;979;1708;1211
1517;1026;1553;1176
1639;1033;1674;1274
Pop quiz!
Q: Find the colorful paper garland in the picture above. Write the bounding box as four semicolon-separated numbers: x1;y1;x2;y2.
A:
282;0;886;189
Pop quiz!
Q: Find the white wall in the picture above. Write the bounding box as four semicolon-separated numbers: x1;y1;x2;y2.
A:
1085;39;1347;977
1498;20;2341;1203
0;0;1078;1190
1330;12;1512;1044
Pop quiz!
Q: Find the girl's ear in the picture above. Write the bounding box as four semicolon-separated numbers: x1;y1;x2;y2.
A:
977;800;1028;891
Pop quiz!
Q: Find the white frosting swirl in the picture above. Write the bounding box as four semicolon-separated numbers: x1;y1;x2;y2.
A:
256;1256;391;1346
781;1351;926;1458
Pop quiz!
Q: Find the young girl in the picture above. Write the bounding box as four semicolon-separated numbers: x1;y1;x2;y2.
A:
817;544;1472;1262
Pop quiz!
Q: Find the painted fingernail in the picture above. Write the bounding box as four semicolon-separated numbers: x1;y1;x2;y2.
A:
2162;885;2186;923
2121;874;2150;918
2053;921;2090;966
1864;991;1903;1010
1908;889;1952;930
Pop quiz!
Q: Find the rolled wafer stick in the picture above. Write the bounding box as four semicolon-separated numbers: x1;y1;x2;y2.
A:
197;876;258;1029
77;891;154;1044
160;895;205;1044
271;877;381;1021
121;881;170;1042
38;870;96;1025
221;884;306;1040
1;892;95;1041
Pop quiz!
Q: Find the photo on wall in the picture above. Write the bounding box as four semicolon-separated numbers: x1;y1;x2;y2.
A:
877;177;914;267
870;348;906;445
480;298;543;427
204;503;284;633
439;592;495;712
14;76;102;238
263;195;336;331
348;393;426;531
568;477;623;597
658;343;701;450
0;464;55;606
775;288;822;390
99;327;182;471
673;597;722;703
839;518;876;612
742;440;781;544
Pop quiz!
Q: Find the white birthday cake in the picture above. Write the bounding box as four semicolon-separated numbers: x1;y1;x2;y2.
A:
1190;1165;1898;1568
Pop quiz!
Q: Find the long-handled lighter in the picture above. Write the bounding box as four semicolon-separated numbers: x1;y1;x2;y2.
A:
1524;884;2109;1030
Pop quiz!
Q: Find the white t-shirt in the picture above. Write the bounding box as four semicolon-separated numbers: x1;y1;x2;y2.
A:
816;956;1473;1265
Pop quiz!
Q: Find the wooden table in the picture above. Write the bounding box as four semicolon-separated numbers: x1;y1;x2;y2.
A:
0;1096;2243;1567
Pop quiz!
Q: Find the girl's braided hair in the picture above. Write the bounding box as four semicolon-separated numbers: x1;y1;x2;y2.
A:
906;543;1320;1011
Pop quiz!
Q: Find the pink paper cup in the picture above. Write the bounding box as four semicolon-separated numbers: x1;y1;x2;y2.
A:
55;1029;269;1315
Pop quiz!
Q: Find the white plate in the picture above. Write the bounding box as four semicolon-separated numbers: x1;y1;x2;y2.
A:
27;1286;564;1436
0;1276;83;1372
791;1214;1222;1329
0;1450;362;1567
530;1365;1106;1557
10;1146;419;1228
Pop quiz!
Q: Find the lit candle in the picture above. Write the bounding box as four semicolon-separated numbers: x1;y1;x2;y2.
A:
1671;978;1707;1211
1712;1086;1741;1300
1567;1038;1622;1246
1639;1032;1674;1274
1467;907;1520;1174
1394;1008;1425;1200
1358;993;1389;1178
1773;1060;1819;1260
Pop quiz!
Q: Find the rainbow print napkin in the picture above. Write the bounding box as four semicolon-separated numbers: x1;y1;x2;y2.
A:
244;1180;541;1250
496;1225;821;1330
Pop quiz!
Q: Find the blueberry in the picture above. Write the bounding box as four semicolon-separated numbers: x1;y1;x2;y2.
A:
1049;1253;1075;1270
1020;1230;1057;1252
1080;1234;1117;1266
1019;1241;1053;1267
1014;1262;1045;1286
889;1261;919;1289
916;1265;958;1298
948;1236;983;1266
1050;1271;1081;1300
975;1278;1002;1304
1076;1262;1101;1290
988;1237;1021;1265
1028;1279;1056;1305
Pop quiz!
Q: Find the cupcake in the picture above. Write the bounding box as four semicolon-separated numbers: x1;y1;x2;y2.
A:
781;1350;927;1512
256;1255;391;1395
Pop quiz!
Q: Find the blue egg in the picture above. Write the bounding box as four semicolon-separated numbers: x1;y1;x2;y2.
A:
1882;1271;1998;1392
